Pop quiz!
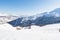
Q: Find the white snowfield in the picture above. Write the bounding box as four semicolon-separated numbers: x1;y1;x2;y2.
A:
0;23;60;40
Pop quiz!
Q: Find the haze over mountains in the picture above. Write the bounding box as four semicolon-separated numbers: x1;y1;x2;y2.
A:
7;8;60;27
0;14;19;24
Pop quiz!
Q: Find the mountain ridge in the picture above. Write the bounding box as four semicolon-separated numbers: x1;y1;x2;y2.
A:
7;8;60;28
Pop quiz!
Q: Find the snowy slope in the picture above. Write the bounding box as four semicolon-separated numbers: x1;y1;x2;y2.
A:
0;23;60;40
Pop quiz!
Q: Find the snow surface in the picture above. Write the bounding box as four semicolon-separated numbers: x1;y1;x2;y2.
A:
0;23;60;40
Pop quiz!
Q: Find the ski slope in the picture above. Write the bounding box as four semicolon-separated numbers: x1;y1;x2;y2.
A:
0;23;60;40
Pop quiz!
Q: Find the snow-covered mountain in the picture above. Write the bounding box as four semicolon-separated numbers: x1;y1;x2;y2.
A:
7;8;60;28
34;8;60;26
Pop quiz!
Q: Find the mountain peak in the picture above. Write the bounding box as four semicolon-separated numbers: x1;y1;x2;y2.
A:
50;8;60;13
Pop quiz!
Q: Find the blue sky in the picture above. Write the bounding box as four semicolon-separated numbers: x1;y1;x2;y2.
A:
0;0;60;15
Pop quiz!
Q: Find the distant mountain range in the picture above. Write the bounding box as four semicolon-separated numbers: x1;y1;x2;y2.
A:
7;8;60;28
0;14;19;24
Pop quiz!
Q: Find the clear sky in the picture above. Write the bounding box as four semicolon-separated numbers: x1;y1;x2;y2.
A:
0;0;60;16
